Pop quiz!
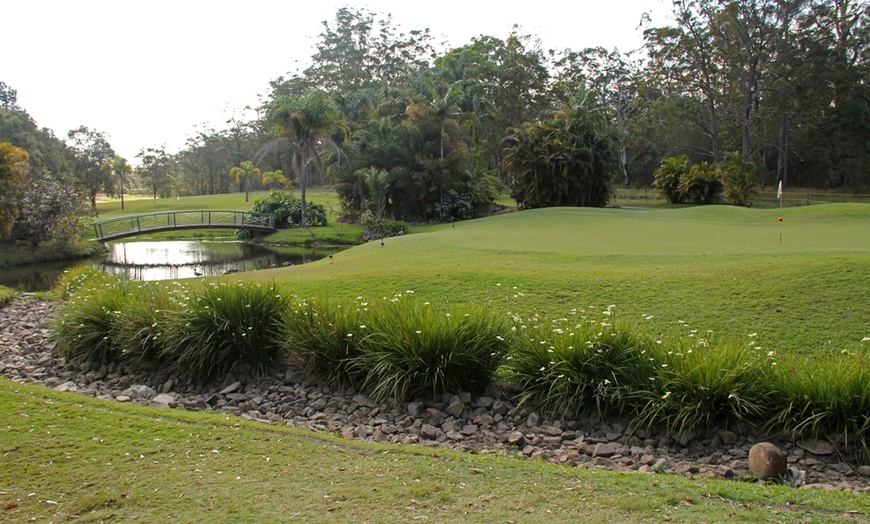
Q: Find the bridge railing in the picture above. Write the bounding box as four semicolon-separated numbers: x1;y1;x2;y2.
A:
93;210;276;241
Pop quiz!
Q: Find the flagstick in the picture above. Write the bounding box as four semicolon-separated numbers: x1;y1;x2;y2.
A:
778;180;783;245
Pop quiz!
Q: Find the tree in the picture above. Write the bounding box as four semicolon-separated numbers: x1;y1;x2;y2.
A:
11;167;90;247
0;81;17;109
66;126;115;207
0;142;29;240
229;160;262;202
653;155;691;203
101;156;132;210
262;91;343;227
137;146;171;200
503;99;619;209
261;169;288;189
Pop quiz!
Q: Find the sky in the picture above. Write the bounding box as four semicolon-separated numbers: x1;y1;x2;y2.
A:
5;0;670;164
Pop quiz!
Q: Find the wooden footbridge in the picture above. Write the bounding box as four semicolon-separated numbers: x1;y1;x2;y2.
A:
92;210;277;242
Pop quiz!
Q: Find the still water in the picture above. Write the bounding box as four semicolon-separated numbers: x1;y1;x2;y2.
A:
0;240;338;291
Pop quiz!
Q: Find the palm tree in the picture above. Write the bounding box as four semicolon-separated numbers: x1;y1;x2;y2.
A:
261;169;288;190
101;156;132;210
229;161;262;202
261;91;343;227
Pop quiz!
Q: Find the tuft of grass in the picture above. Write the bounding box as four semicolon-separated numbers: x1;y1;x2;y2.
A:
281;297;369;389
635;335;775;436
160;280;288;382
506;306;654;419
355;297;510;401
773;347;870;459
51;276;131;364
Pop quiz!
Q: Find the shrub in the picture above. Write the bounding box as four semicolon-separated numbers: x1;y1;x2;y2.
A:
52;276;131;364
506;307;654;419
112;282;176;364
54;266;118;301
161;281;288;382
281;298;369;389
678;161;723;205
653;155;690;204
251;191;328;228
635;336;775;435
772;348;870;459
354;298;510;401
720;152;758;206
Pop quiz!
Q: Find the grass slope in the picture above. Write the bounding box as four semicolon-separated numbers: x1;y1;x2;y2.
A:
1;379;867;523
246;205;869;358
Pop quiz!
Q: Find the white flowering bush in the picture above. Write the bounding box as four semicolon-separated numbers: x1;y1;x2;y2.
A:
505;306;655;419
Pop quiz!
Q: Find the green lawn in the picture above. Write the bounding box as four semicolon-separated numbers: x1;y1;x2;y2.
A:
2;379;866;523
246;204;870;358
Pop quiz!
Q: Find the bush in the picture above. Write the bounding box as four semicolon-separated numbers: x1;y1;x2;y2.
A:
52;275;131;364
251;191;328;228
355;298;510;401
634;336;775;435
772;348;870;459
653;155;690;204
678;161;723;205
161;281;288;382
281;298;369;389
506;307;654;419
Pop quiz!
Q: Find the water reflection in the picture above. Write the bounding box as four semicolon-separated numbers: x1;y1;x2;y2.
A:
0;240;339;291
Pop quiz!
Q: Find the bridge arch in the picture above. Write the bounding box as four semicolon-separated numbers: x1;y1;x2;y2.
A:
92;210;277;242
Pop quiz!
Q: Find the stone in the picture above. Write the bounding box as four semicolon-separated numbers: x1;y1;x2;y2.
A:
526;412;541;428
407;401;423;417
748;442;787;479
447;395;465;418
219;381;241;395
55;381;79;392
507;431;525;446
152;393;175;406
797;439;835;456
121;384;156;400
593;442;624;457
857;465;870;478
717;430;738;445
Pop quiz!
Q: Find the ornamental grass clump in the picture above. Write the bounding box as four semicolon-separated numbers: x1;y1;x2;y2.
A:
505;306;655;419
281;297;370;389
52;274;132;364
772;347;870;459
353;296;511;402
635;333;775;436
112;282;177;364
161;281;288;382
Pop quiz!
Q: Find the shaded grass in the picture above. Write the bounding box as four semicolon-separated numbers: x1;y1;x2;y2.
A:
1;378;867;523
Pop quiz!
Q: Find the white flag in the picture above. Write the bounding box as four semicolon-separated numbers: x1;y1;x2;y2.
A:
777;180;782;199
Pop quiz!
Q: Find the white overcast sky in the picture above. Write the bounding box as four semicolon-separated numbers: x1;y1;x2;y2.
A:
5;0;671;164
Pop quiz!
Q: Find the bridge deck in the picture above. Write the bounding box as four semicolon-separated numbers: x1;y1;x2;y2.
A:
93;210;277;242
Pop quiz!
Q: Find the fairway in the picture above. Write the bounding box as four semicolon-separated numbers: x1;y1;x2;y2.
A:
249;204;870;358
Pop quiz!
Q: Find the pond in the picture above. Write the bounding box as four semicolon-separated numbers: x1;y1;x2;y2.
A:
0;240;341;292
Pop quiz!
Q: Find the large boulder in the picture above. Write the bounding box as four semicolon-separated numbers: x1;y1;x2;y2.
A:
748;442;787;479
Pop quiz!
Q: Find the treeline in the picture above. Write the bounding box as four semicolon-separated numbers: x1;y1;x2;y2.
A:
2;1;868;240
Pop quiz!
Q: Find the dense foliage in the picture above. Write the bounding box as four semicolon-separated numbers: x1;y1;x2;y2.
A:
251;191;329;228
3;1;869;234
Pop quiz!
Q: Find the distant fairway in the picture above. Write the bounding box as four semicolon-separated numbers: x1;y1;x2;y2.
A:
248;204;870;357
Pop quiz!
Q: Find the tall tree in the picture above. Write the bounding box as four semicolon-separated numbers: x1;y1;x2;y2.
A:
101;156;132;210
66;126;116;207
263;91;343;226
229;160;262;202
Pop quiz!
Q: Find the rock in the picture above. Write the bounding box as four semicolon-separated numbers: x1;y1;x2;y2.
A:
593;442;624;457
717;430;738;445
152;393;175;406
407;401;423;417
526;412;541;428
219;381;241;395
115;395;132;403
748;442;787;479
121;384;157;400
447;395;465;418
797;439;835;456
55;381;79;392
507;431;525;446
857;465;870;478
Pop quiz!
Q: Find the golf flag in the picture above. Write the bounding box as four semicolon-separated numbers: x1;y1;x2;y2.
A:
777;180;782;199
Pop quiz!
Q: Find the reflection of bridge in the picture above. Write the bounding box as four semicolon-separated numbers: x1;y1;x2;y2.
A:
92;210;277;242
